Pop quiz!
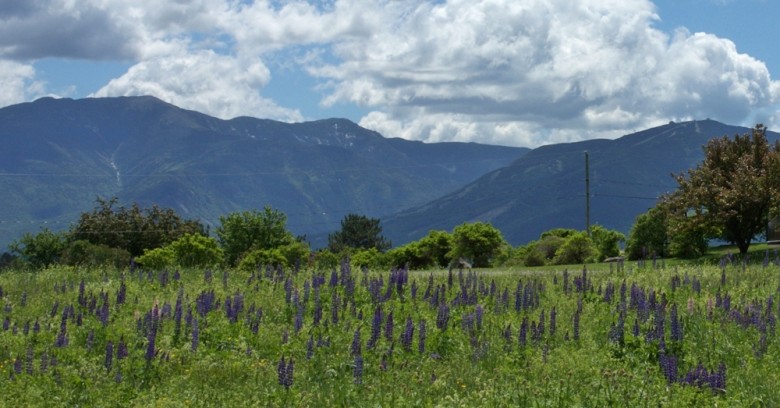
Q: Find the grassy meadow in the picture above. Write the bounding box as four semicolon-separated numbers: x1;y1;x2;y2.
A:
2;254;780;406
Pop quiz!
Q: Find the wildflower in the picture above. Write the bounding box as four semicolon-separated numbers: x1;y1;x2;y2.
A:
401;317;414;351
105;341;114;372
351;328;362;356
384;311;394;343
353;354;364;385
418;320;427;354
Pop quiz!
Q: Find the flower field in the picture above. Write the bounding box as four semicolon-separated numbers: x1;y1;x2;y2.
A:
2;256;780;406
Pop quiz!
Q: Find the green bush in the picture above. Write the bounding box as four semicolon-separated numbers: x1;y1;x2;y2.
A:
553;232;595;265
169;233;223;267
136;246;176;270
61;240;131;269
237;248;288;271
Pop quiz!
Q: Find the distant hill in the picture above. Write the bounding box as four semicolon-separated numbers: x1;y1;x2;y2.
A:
382;120;780;246
0;96;527;249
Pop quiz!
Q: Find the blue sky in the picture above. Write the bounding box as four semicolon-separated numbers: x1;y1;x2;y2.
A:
1;0;778;147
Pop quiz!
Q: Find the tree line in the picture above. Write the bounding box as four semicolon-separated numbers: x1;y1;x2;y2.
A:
4;124;778;270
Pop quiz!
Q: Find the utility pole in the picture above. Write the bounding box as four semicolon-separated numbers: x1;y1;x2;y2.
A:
585;151;590;236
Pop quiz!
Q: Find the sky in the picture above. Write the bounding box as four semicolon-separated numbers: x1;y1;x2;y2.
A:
1;0;778;148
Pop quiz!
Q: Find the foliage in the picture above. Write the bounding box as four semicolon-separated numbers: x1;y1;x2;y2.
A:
3;256;780;405
553;231;594;265
327;213;391;253
135;246;176;270
60;240;131;269
668;225;710;259
312;249;339;271
663;124;780;254
626;207;669;260
216;206;295;266
386;230;453;270
237;248;288;271
350;248;387;270
449;222;507;267
277;240;311;270
588;225;625;261
168;233;224;268
70;197;205;257
8;228;67;269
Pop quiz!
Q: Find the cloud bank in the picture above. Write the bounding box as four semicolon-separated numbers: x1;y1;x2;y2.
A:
0;0;777;146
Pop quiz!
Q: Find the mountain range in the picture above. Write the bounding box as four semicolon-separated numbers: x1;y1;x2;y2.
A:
0;96;526;249
382;119;780;245
2;96;776;251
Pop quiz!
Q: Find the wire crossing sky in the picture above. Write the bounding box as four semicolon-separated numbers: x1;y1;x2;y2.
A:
1;0;778;147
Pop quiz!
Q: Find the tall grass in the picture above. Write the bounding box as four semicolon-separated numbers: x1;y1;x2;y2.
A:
1;258;780;406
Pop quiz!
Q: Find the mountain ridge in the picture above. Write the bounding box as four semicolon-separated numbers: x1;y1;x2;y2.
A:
0;96;527;249
381;119;780;246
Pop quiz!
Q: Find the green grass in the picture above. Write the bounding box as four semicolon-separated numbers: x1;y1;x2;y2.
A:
1;261;780;406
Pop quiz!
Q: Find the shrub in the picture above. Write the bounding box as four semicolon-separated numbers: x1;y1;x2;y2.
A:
136;246;176;270
553;232;594;265
61;240;131;269
238;248;288;271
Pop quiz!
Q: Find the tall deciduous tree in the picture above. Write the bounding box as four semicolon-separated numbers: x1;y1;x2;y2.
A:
328;214;391;253
663;124;780;254
449;222;507;267
71;197;205;257
216;206;295;266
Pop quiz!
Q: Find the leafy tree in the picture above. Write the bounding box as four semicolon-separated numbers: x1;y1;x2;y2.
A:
553;232;594;265
417;230;453;268
61;240;131;269
327;214;391;253
626;207;669;260
589;225;625;261
217;206;295;266
135;247;175;270
237;248;288;271
71;197;205;257
9;228;67;269
169;233;224;268
663;125;780;254
449;222;507;267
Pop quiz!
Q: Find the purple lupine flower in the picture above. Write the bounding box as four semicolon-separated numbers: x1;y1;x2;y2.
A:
331;293;340;325
536;310;546;341
351;328;362;356
659;352;678;384
105;341;114;372
281;329;289;345
367;306;382;349
353;354;364;385
277;356;295;389
401;317;414;351
146;322;157;363
411;279;418;300
418;320;427;354
384;311;394;344
117;336;128;360
306;335;315;359
572;311;580;341
462;312;475;333
476;305;484;330
670;303;683;342
294;304;304;334
39;351;48;373
116;279;126;305
25;345;33;375
99;301;110;327
33;319;40;334
13;357;22;375
436;304;450;331
519;316;528;347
